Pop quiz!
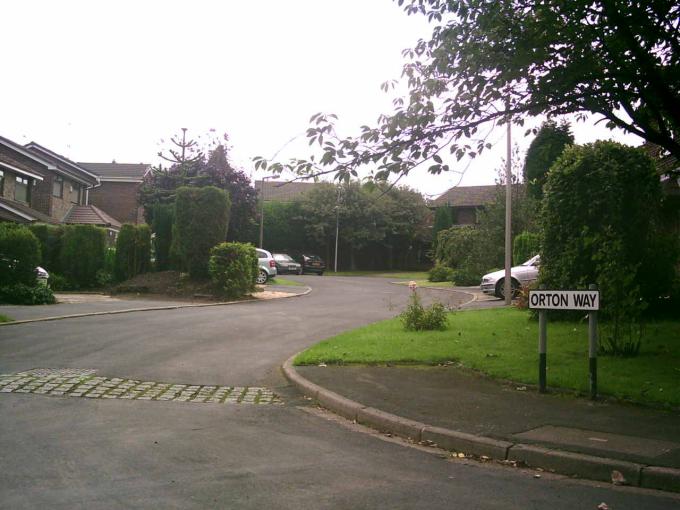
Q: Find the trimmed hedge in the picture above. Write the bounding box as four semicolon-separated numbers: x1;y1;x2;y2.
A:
114;224;151;282
0;223;41;286
208;242;258;299
151;203;174;271
541;141;677;329
60;225;107;288
175;186;231;279
513;231;540;265
27;223;63;273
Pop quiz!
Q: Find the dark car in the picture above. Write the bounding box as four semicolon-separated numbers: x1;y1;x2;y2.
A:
301;254;325;275
272;253;302;275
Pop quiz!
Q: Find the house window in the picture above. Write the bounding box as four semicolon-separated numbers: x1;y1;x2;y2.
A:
53;175;64;198
15;176;30;203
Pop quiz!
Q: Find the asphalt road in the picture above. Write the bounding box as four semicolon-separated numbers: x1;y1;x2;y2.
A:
1;276;678;509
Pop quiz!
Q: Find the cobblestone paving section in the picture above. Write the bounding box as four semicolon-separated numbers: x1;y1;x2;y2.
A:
0;369;280;405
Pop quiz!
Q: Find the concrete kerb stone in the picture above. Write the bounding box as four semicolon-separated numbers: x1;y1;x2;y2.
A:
421;426;512;459
508;443;643;486
357;407;425;442
282;353;680;493
0;287;312;327
641;466;680;493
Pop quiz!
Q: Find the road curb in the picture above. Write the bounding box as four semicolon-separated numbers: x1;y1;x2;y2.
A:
282;354;680;493
0;287;312;327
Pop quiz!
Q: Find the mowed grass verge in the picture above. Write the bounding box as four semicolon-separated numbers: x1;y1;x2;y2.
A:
268;277;305;287
295;307;680;408
0;314;11;323
330;270;429;279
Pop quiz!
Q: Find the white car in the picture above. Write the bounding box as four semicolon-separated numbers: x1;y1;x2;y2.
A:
480;255;540;299
256;248;277;284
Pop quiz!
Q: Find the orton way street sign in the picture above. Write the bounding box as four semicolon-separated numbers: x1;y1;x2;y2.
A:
528;290;599;311
528;286;600;398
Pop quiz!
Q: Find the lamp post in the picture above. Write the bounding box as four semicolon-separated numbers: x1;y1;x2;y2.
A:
259;175;277;249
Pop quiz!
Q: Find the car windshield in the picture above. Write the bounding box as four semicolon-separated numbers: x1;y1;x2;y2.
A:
521;255;540;266
274;254;293;262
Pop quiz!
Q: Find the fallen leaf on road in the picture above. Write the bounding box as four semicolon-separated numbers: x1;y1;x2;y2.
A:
611;470;626;485
533;474;541;479
318;363;327;367
597;503;609;510
457;453;466;458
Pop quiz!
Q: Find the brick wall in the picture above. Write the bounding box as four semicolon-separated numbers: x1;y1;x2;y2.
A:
89;181;143;224
49;176;82;221
32;177;52;216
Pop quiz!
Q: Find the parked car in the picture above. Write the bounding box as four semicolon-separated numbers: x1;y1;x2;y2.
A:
256;248;277;284
480;255;540;299
35;266;49;286
272;253;302;275
300;254;326;275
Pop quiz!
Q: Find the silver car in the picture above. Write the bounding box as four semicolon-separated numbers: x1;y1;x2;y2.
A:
256;248;277;284
480;255;540;299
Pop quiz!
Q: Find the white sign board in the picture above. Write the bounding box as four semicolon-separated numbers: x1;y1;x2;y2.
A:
529;290;599;311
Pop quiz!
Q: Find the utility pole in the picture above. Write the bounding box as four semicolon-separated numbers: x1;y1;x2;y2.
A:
504;105;513;306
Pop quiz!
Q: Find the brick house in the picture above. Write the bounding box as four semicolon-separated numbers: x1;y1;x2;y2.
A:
79;162;151;224
0;135;120;237
255;180;321;203
431;185;500;225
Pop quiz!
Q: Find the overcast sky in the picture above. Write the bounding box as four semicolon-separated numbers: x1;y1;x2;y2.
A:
2;0;642;198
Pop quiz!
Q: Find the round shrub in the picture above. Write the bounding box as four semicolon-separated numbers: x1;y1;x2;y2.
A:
208;242;258;299
0;223;41;287
428;264;454;282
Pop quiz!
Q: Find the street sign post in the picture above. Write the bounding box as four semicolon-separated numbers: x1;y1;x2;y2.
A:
529;285;600;398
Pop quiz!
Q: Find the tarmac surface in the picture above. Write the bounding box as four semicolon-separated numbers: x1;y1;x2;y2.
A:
1;276;679;508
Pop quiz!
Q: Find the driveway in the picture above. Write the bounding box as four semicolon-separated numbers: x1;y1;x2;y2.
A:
0;276;676;509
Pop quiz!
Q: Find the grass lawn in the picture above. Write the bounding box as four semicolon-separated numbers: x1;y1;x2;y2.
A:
295;307;680;408
330;270;429;279
268;277;305;287
0;314;12;323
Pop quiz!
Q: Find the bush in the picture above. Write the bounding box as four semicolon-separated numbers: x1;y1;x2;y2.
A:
451;266;483;286
513;231;540;265
208;242;258;299
47;273;70;291
114;224;151;282
428;264;454;282
0;283;56;305
541;141;677;352
60;225;107;288
28;223;63;273
400;289;448;331
175;186;231;279
0;223;41;286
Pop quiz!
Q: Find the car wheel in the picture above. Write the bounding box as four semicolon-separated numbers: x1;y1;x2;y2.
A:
495;278;519;299
317;271;324;276
256;269;268;285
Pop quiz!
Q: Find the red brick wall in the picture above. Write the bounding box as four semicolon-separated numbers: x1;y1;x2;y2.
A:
89;181;143;224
